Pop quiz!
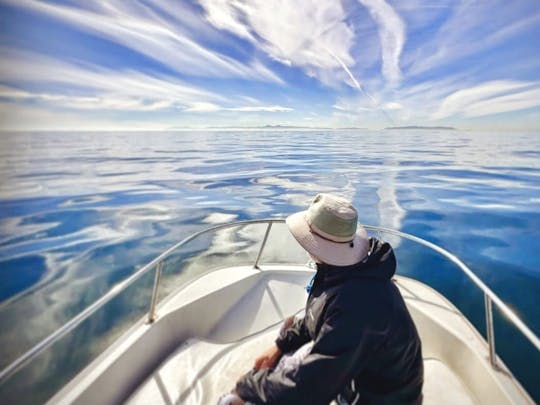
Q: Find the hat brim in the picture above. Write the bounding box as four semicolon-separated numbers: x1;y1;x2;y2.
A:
286;211;369;266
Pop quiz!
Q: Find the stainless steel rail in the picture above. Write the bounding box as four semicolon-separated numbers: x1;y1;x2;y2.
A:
361;224;540;356
1;219;539;385
254;222;273;269
147;260;163;324
0;219;281;384
485;295;497;368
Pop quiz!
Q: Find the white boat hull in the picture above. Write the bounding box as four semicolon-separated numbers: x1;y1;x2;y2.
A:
49;265;533;404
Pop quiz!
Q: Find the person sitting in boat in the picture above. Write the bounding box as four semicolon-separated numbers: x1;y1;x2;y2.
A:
220;193;424;405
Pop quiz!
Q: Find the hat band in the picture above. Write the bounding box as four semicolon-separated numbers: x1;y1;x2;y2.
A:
308;220;355;243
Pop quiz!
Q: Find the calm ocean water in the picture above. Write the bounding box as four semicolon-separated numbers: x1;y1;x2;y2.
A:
0;130;539;402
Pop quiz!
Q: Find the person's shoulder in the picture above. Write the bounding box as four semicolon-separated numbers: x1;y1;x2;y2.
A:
330;279;376;308
332;277;396;316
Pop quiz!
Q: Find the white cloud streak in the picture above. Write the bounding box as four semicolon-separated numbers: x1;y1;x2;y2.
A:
0;87;175;112
406;1;540;77
332;73;540;127
227;105;293;112
0;49;224;110
200;0;408;88
464;87;540;118
199;0;357;87
432;81;540;119
357;0;406;86
0;49;293;130
184;102;293;113
3;0;282;83
1;0;539;130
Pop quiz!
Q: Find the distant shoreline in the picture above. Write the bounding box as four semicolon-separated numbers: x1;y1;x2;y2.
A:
384;126;456;130
167;125;368;131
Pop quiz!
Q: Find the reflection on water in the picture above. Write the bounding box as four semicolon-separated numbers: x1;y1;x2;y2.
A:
0;130;539;401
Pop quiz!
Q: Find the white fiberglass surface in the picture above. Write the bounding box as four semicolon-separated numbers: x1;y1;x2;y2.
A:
126;325;477;405
126;326;279;405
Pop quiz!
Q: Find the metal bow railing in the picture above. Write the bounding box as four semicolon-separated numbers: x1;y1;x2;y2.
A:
1;219;539;385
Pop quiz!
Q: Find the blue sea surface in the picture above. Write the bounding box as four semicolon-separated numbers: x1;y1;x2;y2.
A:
0;130;539;402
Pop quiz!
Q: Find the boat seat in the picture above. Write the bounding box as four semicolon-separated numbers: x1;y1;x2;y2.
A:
125;324;477;405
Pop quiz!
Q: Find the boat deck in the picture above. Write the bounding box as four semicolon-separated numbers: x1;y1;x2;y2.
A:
126;323;475;405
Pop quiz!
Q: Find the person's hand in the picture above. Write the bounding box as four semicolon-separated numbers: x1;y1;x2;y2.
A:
217;392;244;405
253;344;282;370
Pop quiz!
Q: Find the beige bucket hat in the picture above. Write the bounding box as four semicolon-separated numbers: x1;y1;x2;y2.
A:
286;193;369;266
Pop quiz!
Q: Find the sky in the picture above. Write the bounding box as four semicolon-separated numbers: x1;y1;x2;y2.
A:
0;0;539;131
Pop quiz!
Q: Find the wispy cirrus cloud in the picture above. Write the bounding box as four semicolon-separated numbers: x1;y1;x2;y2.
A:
3;0;282;84
332;75;540;129
1;0;539;130
357;0;406;86
184;102;292;113
0;48;292;130
0;49;224;110
0;86;176;112
405;1;540;77
199;0;357;87
200;0;407;88
432;81;540;120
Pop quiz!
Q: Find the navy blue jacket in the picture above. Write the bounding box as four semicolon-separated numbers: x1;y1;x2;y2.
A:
235;238;423;404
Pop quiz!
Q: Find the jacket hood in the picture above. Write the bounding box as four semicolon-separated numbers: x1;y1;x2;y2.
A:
316;238;396;285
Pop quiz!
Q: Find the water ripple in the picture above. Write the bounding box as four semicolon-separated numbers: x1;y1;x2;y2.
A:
0;130;539;399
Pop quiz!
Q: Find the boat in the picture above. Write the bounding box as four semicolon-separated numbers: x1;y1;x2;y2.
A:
0;219;538;404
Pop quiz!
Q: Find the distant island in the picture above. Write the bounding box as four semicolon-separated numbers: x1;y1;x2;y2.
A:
385;126;456;130
245;124;334;130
